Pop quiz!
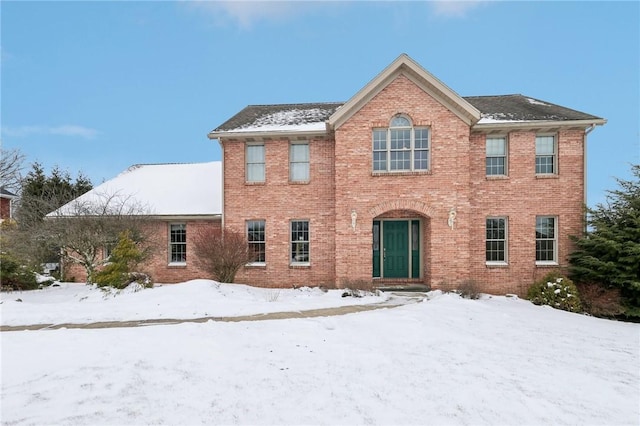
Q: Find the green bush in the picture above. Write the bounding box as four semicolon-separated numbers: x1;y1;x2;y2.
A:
527;272;582;313
94;230;151;289
0;252;38;291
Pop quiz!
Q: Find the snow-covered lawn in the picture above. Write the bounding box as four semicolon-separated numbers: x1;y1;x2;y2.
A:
1;280;638;425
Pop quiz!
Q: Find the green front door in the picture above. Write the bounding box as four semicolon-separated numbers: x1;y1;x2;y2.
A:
383;220;409;278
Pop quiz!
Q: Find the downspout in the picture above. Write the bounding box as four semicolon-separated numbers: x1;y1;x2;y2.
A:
217;138;225;231
583;124;596;232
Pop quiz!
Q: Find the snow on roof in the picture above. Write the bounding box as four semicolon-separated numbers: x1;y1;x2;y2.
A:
212;103;343;135
48;162;221;217
212;95;602;135
466;94;602;124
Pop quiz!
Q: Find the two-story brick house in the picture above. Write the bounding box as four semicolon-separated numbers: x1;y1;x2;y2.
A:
208;54;605;294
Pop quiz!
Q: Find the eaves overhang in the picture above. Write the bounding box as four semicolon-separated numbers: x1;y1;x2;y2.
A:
208;128;330;141
472;118;607;133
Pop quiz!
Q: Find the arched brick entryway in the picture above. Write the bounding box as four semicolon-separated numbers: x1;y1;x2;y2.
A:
369;200;432;285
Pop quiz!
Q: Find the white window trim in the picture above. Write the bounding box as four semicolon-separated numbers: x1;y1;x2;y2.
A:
290;219;310;266
246;219;266;266
372;116;430;173
168;223;187;266
535;133;558;175
289;141;310;183
486;136;508;177
245;142;266;183
486;216;508;266
535;216;558;265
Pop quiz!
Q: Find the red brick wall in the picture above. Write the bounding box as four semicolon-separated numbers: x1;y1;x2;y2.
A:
222;136;336;288
468;129;585;295
0;197;12;221
63;219;221;284
332;75;476;289
220;74;587;295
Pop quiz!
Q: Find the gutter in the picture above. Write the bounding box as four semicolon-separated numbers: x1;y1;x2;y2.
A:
208;128;329;140
472;118;607;133
216;137;225;231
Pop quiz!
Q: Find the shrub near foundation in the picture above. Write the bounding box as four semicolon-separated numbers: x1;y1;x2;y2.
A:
94;230;151;289
527;272;582;313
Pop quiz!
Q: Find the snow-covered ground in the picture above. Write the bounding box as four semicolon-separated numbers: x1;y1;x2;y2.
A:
1;280;638;425
0;280;388;326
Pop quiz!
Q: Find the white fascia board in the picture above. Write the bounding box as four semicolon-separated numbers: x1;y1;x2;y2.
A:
472;118;607;133
208;128;329;140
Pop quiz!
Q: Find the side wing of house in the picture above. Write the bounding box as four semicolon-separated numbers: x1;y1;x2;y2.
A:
50;162;223;284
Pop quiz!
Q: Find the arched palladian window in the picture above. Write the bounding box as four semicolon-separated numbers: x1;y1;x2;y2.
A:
372;115;430;172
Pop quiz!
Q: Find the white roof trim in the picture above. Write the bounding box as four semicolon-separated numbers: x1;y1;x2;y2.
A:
472;118;607;132
328;53;481;129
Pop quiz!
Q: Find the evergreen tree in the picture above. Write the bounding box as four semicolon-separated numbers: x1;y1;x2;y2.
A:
570;164;640;318
16;162;93;227
94;230;150;289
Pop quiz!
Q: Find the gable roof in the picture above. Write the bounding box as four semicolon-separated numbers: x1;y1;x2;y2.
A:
210;93;605;138
209;54;605;138
328;53;481;129
47;162;222;218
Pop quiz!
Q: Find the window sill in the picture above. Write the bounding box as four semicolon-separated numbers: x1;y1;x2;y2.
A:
486;175;508;180
536;261;558;267
290;262;310;269
372;170;431;177
288;180;310;185
486;261;509;267
535;174;559;179
168;262;187;268
246;262;266;268
245;181;266;186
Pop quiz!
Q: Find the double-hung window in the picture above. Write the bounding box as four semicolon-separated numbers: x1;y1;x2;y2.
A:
536;216;557;263
247;220;266;264
486;137;507;176
169;223;186;264
535;135;556;174
246;143;265;183
290;220;309;264
486;217;507;263
373;116;430;172
289;142;309;182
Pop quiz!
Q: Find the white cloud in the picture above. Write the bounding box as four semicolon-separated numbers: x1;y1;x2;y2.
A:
1;125;99;140
430;0;487;18
185;0;319;29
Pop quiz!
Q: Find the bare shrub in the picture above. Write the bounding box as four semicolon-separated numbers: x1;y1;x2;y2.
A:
265;289;280;302
576;282;624;318
340;279;378;297
455;280;482;300
192;228;254;283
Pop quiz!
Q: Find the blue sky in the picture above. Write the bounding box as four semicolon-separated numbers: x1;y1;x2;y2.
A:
2;1;638;206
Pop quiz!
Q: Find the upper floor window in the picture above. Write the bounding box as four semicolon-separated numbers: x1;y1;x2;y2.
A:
289;142;309;182
169;223;186;264
535;135;556;174
536;216;557;264
486;217;507;264
247;220;266;264
486;137;507;176
246;143;265;183
373;116;430;173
